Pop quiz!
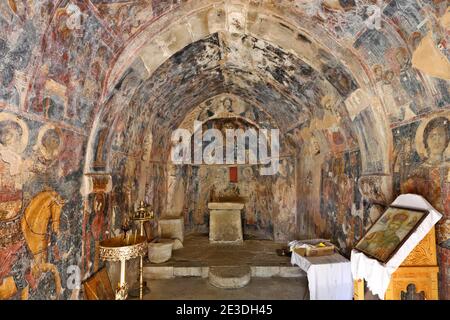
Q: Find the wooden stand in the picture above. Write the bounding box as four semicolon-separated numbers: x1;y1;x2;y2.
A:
354;227;439;300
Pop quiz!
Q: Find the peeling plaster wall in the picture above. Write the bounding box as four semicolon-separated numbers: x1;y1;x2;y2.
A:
392;110;450;298
102;31;360;244
0;0;449;299
170;96;297;240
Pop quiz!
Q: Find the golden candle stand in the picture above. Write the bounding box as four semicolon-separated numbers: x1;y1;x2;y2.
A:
129;201;154;300
99;234;147;300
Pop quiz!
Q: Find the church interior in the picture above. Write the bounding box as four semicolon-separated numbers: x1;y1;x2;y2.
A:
0;0;449;301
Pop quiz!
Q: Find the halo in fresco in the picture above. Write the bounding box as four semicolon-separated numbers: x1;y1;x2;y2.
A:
213;167;228;180
0;112;29;154
242;167;253;180
35;124;63;160
414;111;450;161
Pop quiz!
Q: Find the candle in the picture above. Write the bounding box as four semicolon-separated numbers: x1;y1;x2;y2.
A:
111;207;116;233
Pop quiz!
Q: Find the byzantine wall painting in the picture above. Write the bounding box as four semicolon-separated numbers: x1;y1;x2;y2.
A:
106;104;297;243
293;87;386;255
180;159;296;241
164;95;297;241
392;111;450;298
0;111;85;300
0;1;116;300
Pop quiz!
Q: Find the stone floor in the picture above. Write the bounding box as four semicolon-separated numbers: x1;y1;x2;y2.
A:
138;233;308;299
143;233;305;279
146;233;294;267
141;277;308;300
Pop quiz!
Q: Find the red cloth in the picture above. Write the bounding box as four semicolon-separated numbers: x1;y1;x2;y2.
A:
229;167;238;183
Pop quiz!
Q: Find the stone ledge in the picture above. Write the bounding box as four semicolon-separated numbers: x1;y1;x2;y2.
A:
208;266;251;289
251;266;306;277
208;202;245;210
144;265;306;280
174;266;209;277
144;266;174;279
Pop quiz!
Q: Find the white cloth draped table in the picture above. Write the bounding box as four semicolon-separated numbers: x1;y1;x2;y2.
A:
291;252;353;300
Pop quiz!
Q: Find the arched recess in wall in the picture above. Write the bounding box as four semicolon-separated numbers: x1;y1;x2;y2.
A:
163;93;303;240
84;0;394;188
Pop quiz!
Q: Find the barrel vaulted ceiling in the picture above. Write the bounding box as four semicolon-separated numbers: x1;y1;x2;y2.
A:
0;0;448;176
100;31;359;164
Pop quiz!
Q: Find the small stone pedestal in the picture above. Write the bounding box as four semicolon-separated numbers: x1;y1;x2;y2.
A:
148;240;174;264
208;202;244;245
159;217;184;243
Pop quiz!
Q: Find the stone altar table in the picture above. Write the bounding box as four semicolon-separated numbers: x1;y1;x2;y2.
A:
208;202;244;244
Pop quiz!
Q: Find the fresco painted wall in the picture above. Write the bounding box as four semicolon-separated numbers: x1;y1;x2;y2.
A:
180;160;297;241
0;0;449;300
0;1;115;299
0;112;86;300
392;111;450;298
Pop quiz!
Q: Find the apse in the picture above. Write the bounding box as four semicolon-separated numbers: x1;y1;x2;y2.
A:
89;30;363;244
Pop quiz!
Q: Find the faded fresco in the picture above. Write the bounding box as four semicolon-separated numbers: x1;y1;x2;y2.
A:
392;111;450;298
0;0;449;299
0;111;84;300
393;112;450;244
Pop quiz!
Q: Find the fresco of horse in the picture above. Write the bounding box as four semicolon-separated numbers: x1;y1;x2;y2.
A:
0;190;65;300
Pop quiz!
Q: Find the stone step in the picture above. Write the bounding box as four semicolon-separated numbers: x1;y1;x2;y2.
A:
251;266;305;278
208;266;251;289
143;264;305;280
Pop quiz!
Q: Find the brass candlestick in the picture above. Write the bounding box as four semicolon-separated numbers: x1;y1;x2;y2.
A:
129;201;154;300
99;234;147;300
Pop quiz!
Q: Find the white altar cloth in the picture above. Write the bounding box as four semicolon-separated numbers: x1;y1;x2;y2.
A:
351;194;442;299
291;252;353;300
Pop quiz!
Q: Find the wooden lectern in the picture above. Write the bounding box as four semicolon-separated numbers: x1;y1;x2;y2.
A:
354;227;439;300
